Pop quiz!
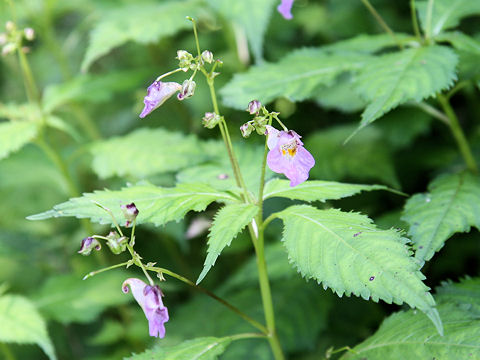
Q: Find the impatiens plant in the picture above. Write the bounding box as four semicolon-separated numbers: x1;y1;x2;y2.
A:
1;0;480;359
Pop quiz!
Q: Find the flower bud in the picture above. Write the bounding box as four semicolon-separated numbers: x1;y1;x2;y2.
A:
177;79;196;100
254;116;268;135
78;237;101;256
121;202;139;227
202;112;221;129
247;100;262;115
240;122;254;138
177;50;193;71
201;50;213;64
106;231;128;255
24;28;35;41
1;43;16;56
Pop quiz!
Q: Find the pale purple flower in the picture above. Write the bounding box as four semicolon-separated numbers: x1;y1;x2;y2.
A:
139;81;182;118
121;202;139;227
247;100;262;115
265;125;315;187
122;278;169;338
277;0;294;20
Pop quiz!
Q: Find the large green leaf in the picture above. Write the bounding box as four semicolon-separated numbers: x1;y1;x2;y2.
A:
305;125;399;187
417;0;480;37
91;128;209;179
354;45;457;131
0;295;56;360
435;277;480;315
0;121;39;160
33;272;131;324
127;337;232;360
209;0;276;62
262;179;391;202
81;0;202;71
28;183;238;226
275;205;442;334
341;278;480;360
436;31;480;56
322;33;413;54
197;203;259;284
220;49;370;109
402;172;480;263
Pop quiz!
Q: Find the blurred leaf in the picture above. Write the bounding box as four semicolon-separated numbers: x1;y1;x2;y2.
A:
276;205;442;334
0;295;56;360
402;172;480;263
220;49;370;109
209;0;276;62
197;203;258;284
341;278;480;359
305;125;399;187
436;31;480;56
42;69;152;112
33;272;131;324
88;320;125;346
28;183;238;226
262;179;392;202
0;121;39;160
417;0;480;37
127;336;232;360
354;45;458;132
81;0;203;71
322;33;413;54
91;128;208;179
315;73;367;113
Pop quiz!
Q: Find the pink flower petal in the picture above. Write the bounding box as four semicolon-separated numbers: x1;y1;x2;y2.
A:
139;81;182;118
277;0;294;20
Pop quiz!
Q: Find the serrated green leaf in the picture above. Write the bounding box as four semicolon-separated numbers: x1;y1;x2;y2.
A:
81;0;202;72
342;278;480;360
436;277;480;315
197;203;258;284
262;179;391;202
417;0;480;37
209;0;276;62
42;69;152;112
354;45;458;131
402;172;480;263
220;49;370;109
28;183;238;226
91;128;208;179
33;272;131;324
0;295;56;360
304;125;399;187
127;336;232;360
276;205;442;334
0;121;39;160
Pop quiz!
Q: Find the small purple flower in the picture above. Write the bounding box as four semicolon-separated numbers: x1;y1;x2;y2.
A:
122;278;169;338
247;100;262;115
121;202;139;227
78;236;101;256
139;81;182;118
277;0;294;20
265;125;315;187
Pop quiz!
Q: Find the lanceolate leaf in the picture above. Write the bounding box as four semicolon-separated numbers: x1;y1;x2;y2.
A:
28;183;238;227
276;205;442;334
91;128;209;179
126;337;232;360
402;172;480;262
354;45;457;132
0;295;56;360
81;0;202;71
197;203;259;284
341;278;480;360
417;0;480;37
220;49;370;109
262;179;392;202
209;0;276;62
0;121;39;160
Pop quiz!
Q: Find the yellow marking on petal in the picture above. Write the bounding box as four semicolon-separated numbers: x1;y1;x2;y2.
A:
288;148;297;156
282;149;286;156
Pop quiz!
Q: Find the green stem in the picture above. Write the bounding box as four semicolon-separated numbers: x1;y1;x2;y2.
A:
147;266;267;334
437;94;478;172
410;0;422;41
83;261;129;280
126;244;154;285
413;101;449;124
0;343;16;360
424;0;435;42
229;333;267;341
360;0;404;49
17;48;40;104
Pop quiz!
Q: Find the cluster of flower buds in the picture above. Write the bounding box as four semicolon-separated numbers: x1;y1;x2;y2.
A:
176;50;195;71
106;231;128;254
202;112;222;129
1;21;35;56
240;100;278;137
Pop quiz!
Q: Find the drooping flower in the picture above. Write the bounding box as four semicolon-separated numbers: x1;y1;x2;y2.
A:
78;236;101;256
139;81;182;118
277;0;294;20
122;278;169;338
265;125;315;187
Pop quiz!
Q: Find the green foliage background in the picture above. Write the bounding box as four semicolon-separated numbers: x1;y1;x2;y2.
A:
0;0;479;359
